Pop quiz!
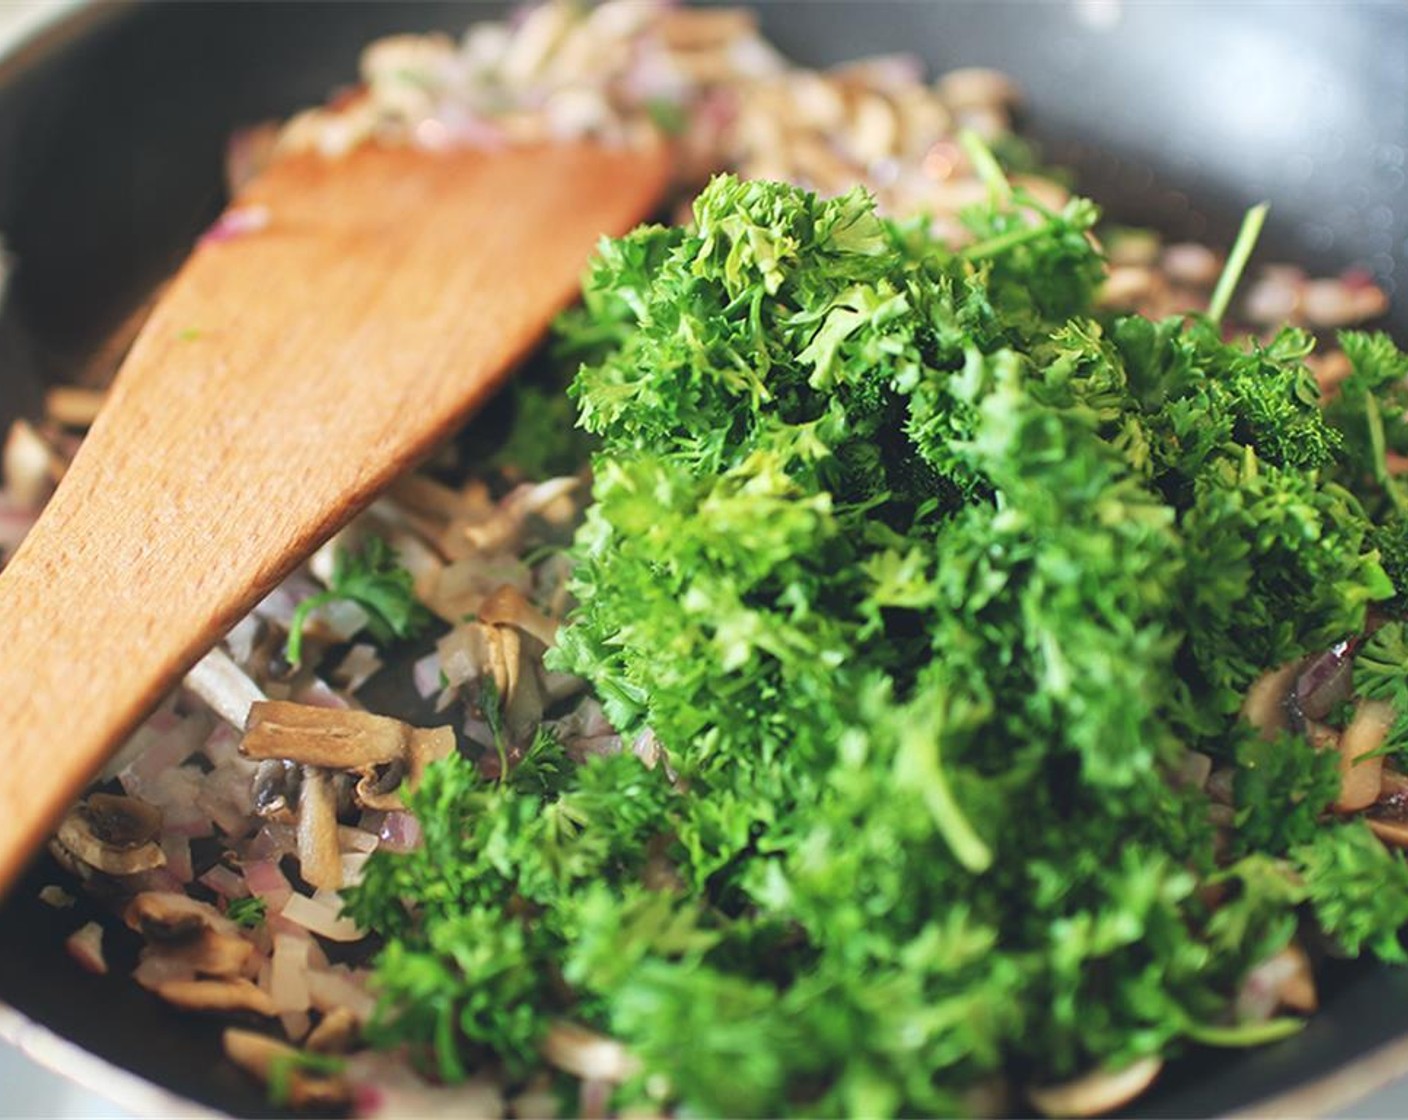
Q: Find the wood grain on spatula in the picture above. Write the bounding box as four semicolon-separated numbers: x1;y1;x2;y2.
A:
0;141;670;895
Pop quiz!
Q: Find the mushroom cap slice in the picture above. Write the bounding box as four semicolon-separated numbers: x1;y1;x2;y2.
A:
223;1028;350;1109
296;767;343;893
126;891;238;941
353;725;454;810
141;931;255;978
54;794;165;876
542;1020;641;1083
156;978;278;1016
241;700;408;768
1027;1057;1163;1118
305;1007;361;1055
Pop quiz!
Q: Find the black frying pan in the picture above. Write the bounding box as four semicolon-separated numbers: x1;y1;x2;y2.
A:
1;3;1407;1116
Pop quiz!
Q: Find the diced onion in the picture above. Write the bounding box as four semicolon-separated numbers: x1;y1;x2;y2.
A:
65;922;107;975
270;933;312;1013
281;892;364;942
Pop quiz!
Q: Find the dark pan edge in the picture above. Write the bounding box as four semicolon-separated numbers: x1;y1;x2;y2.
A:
1228;1029;1408;1118
0;1;132;89
0;999;225;1119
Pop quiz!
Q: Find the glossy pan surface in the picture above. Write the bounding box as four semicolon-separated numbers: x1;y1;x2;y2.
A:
0;2;1406;1115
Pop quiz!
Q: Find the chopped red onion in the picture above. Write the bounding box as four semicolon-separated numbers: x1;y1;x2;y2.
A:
413;651;443;700
378;811;423;853
1296;640;1357;722
246;823;297;861
294;676;353;711
160;835;194;884
199;204;270;245
243;858;293;912
199;865;249;900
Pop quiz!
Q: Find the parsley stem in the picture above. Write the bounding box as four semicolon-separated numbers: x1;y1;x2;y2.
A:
285;591;334;667
1364;393;1408;514
959;128;1011;204
1207;202;1269;327
898;720;992;873
961;221;1056;262
1185;1016;1304;1047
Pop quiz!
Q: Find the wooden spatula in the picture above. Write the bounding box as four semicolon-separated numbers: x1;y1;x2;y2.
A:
0;141;671;896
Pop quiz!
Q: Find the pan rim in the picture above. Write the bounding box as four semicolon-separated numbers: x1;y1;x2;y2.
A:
0;999;224;1119
0;3;1404;1118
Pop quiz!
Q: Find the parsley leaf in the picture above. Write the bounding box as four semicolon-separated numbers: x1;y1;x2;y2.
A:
285;539;430;666
224;896;267;929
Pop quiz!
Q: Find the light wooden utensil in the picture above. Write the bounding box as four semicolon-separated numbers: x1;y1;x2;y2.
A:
0;140;670;896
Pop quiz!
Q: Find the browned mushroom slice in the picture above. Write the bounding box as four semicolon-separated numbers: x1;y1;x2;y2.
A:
1336;700;1394;812
297;767;344;893
52;794;166;877
241;700;407;768
542;1021;641;1083
1239;661;1302;739
223;1028;350;1109
1026;1057;1163;1118
1367;817;1408;849
354;725;454;811
252;759;300;818
477;584;559;648
157;978;278;1016
140;932;254;979
1277;943;1318;1013
353;758;409;812
125;891;237;941
305;1007;361;1055
408;725;455;783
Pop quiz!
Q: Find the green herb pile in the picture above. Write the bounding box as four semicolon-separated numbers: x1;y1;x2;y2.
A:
343;171;1408;1115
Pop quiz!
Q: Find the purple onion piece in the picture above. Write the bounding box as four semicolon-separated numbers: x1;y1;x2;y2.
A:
1295;639;1358;722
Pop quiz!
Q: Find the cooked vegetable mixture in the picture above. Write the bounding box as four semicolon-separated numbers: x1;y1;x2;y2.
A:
3;2;1408;1118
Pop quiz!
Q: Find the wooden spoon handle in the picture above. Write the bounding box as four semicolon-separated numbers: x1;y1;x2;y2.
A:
0;142;669;895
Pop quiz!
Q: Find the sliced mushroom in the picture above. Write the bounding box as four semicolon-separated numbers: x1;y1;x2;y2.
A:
125;891;237;941
297;767;344;893
478;584;559;648
1277;943;1318;1013
223;1028;351;1109
1239;661;1302;739
305;1007;361;1055
353;758;408;811
1026;1056;1163;1118
157;978;278;1016
241;700;407;768
44;384;108;429
542;1021;641;1083
52;794;166;877
1336;699;1394;812
1237;942;1317;1021
139;934;253;979
353;725;453;811
1367;817;1408;849
252;759;301;818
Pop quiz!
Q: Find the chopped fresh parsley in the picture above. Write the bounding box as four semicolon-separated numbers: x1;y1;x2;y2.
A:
343;172;1408;1116
285;538;429;666
225;895;267;929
